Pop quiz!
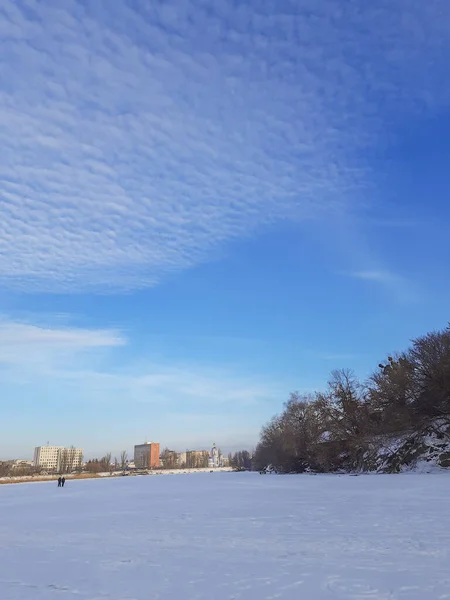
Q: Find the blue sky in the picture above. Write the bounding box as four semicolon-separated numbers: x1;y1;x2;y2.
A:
1;0;450;459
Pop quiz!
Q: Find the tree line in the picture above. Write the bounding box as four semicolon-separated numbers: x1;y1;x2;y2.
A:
85;451;128;473
253;324;450;473
228;450;252;471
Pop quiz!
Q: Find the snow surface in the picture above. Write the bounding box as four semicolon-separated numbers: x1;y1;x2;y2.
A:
1;472;450;599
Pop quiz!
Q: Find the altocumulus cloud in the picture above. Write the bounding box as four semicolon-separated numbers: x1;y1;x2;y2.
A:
1;0;450;292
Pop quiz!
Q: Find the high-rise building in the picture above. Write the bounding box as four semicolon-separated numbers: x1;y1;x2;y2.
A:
33;446;83;472
34;446;62;470
134;442;160;469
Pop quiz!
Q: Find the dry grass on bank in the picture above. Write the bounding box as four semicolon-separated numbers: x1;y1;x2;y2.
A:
0;473;103;485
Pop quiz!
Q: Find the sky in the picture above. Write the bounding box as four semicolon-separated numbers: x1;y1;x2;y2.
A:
1;0;450;460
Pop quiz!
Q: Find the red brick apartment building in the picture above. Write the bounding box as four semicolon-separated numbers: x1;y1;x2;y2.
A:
134;442;160;469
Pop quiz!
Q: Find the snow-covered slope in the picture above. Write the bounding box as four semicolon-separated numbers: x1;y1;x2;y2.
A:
1;472;450;599
362;419;450;473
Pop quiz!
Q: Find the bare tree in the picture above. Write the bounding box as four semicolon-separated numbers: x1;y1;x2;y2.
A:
409;328;450;419
254;388;364;473
186;450;209;469
0;462;11;477
101;452;112;473
120;450;128;470
229;450;252;471
77;452;84;473
58;449;69;474
85;459;102;473
160;448;178;470
368;354;416;432
67;446;77;473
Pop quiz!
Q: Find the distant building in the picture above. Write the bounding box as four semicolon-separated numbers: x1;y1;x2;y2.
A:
177;452;187;467
11;459;34;470
34;446;62;471
134;442;160;469
61;447;83;471
186;450;209;469
33;446;83;472
208;443;222;468
0;459;34;474
160;449;178;469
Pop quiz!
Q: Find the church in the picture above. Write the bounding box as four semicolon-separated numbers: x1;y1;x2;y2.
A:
208;443;222;468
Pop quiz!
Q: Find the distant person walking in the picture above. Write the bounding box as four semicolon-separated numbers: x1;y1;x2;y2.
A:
61;477;66;488
57;477;62;487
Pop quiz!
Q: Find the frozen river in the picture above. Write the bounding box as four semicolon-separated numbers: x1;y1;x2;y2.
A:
0;472;449;599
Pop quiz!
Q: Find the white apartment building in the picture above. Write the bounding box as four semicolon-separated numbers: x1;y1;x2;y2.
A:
33;446;83;472
177;452;187;466
34;446;62;470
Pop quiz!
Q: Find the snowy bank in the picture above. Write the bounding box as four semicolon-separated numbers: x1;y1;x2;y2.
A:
128;466;233;476
362;419;450;473
0;467;233;485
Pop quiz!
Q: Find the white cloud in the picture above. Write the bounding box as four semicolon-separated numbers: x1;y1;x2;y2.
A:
0;321;124;349
52;364;280;409
349;269;421;304
0;0;449;291
0;318;283;408
351;270;397;284
0;318;125;367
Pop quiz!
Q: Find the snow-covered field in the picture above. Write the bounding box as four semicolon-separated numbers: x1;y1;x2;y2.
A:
0;472;449;599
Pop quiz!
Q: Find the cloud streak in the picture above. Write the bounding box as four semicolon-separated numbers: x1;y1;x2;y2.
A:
0;321;124;349
0;0;449;291
349;269;421;304
351;270;398;285
0;318;282;410
0;318;125;367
